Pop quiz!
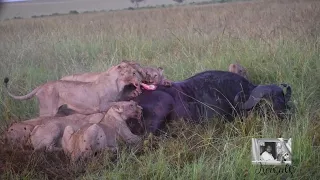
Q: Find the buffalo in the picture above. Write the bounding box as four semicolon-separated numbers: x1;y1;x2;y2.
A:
122;70;292;135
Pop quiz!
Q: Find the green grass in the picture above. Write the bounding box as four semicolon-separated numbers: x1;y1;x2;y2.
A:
0;0;320;179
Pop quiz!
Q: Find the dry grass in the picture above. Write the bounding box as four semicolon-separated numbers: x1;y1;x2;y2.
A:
0;0;320;179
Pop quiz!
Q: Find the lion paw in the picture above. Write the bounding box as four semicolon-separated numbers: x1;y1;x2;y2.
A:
163;80;172;87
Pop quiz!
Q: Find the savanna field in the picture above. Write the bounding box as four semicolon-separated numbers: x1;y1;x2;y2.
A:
0;0;320;179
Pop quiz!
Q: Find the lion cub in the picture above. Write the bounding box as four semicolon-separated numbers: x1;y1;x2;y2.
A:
62;100;143;162
123;66;173;99
228;63;248;79
3;114;88;149
144;67;172;86
29;113;105;151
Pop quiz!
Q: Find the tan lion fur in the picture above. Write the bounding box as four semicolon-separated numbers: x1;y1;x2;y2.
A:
60;60;145;82
29;113;105;152
228;63;249;79
61;60;171;86
60;72;102;82
4;62;144;117
3;114;89;149
144;66;172;86
62;100;142;162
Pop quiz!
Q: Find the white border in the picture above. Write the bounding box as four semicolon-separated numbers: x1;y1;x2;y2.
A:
251;138;292;165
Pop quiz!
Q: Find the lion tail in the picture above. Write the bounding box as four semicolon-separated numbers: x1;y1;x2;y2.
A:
3;77;42;100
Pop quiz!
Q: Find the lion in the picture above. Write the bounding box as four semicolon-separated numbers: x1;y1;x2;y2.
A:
62;124;107;162
120;66;173;100
4;62;144;117
3;114;91;149
228;63;248;79
60;60;144;82
4;121;35;149
29;113;105;151
59;60;142;82
61;60;171;87
60;72;102;82
62;100;142;162
144;66;172;86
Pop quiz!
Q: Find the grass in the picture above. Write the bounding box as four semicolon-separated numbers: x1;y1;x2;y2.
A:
0;0;320;179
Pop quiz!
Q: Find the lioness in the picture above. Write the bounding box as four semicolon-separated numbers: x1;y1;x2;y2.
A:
61;60;171;86
4;62;144;117
228;63;248;79
60;72;102;82
60;60;144;82
30;113;105;151
62;100;142;162
3;114;96;149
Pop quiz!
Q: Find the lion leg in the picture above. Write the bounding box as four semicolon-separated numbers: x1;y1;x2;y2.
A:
105;136;119;153
47;145;63;152
37;90;60;117
118;122;141;145
49;94;61;117
127;89;141;99
38;100;53;117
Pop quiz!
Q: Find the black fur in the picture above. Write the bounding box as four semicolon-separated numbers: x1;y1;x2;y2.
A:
124;70;291;135
4;77;9;87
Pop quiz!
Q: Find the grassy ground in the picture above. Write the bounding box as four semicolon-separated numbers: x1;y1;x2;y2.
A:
0;0;320;179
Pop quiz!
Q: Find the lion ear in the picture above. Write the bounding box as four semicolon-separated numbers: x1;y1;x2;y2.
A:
113;105;124;113
7;122;15;129
158;67;164;74
158;67;163;71
121;60;139;66
122;60;130;63
129;63;145;77
137;68;146;77
117;64;125;69
118;61;130;69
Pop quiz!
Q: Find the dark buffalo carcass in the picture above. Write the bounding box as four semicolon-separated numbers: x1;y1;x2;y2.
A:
123;70;292;135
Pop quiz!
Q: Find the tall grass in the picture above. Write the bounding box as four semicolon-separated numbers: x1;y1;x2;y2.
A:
0;0;320;179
